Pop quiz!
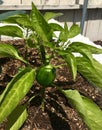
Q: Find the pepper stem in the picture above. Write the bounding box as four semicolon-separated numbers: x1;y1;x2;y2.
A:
39;44;47;65
40;87;45;110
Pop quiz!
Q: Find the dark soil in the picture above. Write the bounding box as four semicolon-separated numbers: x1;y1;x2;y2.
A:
0;40;102;130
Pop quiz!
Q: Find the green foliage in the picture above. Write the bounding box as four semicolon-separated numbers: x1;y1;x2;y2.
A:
63;53;77;81
59;22;69;42
0;43;27;64
49;23;63;31
0;25;23;38
3;14;32;29
77;57;102;90
0;2;102;129
5;105;28;130
0;10;26;21
31;3;52;42
63;90;102;130
67;42;94;62
0;68;35;123
59;23;80;42
44;12;63;21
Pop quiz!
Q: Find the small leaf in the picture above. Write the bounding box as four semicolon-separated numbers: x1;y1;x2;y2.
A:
6;105;28;130
0;25;23;38
59;22;69;42
44;12;63;21
0;68;35;123
63;90;102;130
59;24;80;42
64;53;77;81
68;24;80;38
0;43;27;64
49;23;63;31
56;48;77;80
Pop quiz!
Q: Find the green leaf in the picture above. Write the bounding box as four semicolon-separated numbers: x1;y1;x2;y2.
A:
92;58;102;73
68;42;102;54
63;89;102;130
2;15;21;27
63;90;85;112
68;24;80;38
49;23;63;31
59;22;69;42
44;12;63;21
0;10;26;21
67;42;94;62
56;48;77;80
31;2;52;42
76;57;102;90
63;53;77;81
0;67;35;123
59;23;80;42
0;43;27;64
4;14;32;29
82;96;102;130
16;15;32;29
43;41;56;49
0;25;23;38
6;105;28;130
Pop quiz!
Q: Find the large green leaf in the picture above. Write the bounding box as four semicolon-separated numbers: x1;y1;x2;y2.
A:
63;89;102;130
0;67;35;123
3;14;32;29
16;15;32;29
76;57;102;89
0;25;23;38
68;42;102;54
0;10;26;21
0;43;27;64
44;12;63;21
31;3;52;42
92;58;102;73
6;105;28;130
67;42;94;62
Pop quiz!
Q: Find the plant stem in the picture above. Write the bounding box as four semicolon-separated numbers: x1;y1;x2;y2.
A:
39;41;46;65
40;87;45;110
52;83;65;95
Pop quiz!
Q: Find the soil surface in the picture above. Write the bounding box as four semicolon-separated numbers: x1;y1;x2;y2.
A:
0;40;102;130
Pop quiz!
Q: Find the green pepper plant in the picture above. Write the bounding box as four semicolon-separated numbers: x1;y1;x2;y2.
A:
0;2;102;130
